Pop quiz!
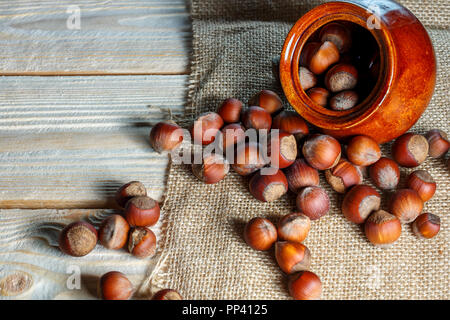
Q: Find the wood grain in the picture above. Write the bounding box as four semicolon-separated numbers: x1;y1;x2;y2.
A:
0;0;190;75
0;208;163;299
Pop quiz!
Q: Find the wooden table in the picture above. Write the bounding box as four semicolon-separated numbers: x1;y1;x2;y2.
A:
0;0;190;299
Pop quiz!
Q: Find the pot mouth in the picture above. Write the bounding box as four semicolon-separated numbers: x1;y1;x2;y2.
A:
280;1;395;130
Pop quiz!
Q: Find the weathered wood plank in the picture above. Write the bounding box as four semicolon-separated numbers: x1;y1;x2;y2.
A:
0;0;190;75
0;75;187;133
0;209;162;299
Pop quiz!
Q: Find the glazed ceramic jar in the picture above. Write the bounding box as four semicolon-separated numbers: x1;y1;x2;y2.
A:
280;0;436;143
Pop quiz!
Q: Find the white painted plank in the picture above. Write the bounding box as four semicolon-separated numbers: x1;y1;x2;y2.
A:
0;208;163;299
0;0;190;74
0;75;187;133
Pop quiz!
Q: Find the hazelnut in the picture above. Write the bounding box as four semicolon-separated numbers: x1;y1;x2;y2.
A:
346;135;381;166
299;67;317;91
364;210;402;247
153;289;183;300
192;153;230;184
220;123;246;151
128;227;157;258
275;241;311;274
307;41;340;75
302;134;341;170
296;186;330;221
99;214;130;250
232;142;267;176
300;42;321;68
149;121;184;153
412;213;441;239
329;90;358;111
59;221;97;257
425;129;449;158
289;271;322;300
241;106;272;130
248;90;283;114
99;271;133;300
244;217;277;251
249;169;288;202
369;157;400;190
115;181;147;208
325;63;358;93
283;158;320;193
124;196;160;227
319;22;352;53
277;213;311;243
342;185;381;224
406;170;436;202
217;98;243;123
272;111;309;141
392;133;429;167
267;131;297;169
306;87;329;107
325;158;363;193
191;112;224;145
389;189;423;223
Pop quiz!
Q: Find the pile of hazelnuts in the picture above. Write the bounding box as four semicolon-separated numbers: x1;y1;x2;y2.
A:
149;85;449;300
299;22;378;110
58;181;182;300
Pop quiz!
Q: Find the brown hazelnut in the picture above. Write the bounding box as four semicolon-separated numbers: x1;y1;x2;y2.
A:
244;217;277;251
232;142;267;176
391;133;429;167
191;112;224;145
275;241;311;274
412;213;440;239
308;41;340;75
364;210;402;247
425;129;449;158
300;42;321;67
152;289;183;300
272;111;309;141
289;271;322;300
241;106;272;130
249;169;288;202
346;135;381;166
124;196;160;227
99;214;130;250
59;221;98;257
115;181;147;208
299;67;317;91
217;98;243;123
277;213;311;243
248;90;283;114
192;153;230;184
267;131;297;169
283;158;320;193
306;87;329;107
302;134;341;170
329;90;358;110
99;271;133;300
325;63;358;93
296;186;330;221
220;123;246;151
389;189;423;223
149;121;184;153
406;170;436;202
128;227;157;258
369;157;400;190
325;158;363;193
319;22;352;53
342;185;381;224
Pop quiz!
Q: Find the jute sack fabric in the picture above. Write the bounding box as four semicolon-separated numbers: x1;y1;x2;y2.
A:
151;0;450;299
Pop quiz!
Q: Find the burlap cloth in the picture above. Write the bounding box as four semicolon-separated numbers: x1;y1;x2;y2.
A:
151;0;449;299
